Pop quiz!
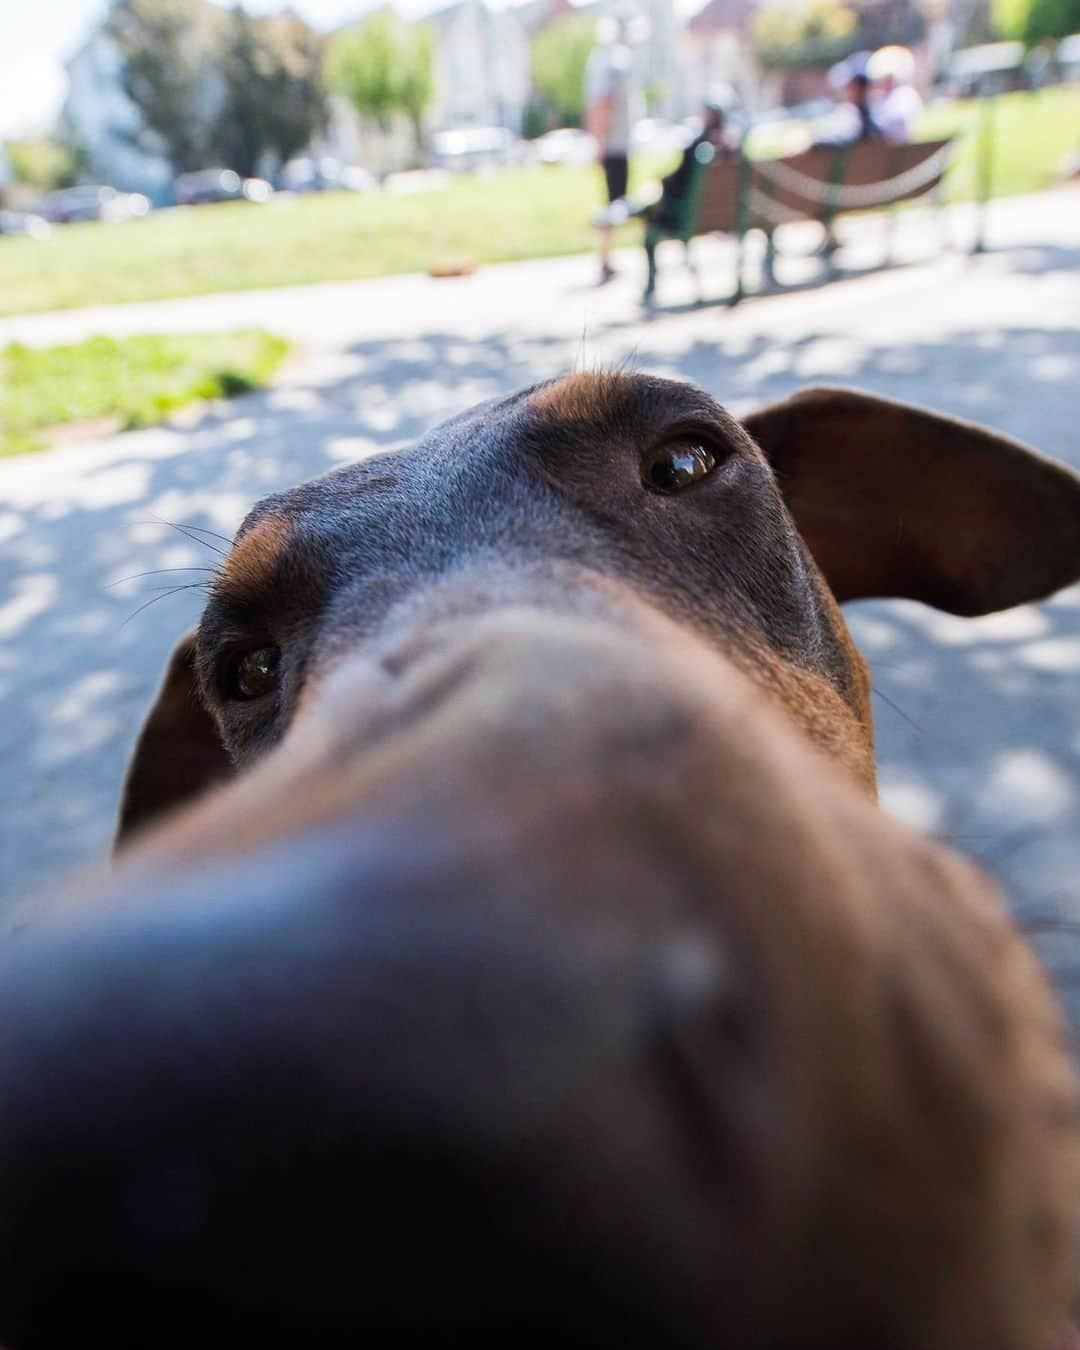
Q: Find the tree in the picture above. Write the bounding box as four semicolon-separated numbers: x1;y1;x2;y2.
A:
396;23;436;150
106;0;219;173
993;0;1080;41
325;13;434;154
530;16;595;128
212;7;328;178
3;139;80;191
751;0;858;71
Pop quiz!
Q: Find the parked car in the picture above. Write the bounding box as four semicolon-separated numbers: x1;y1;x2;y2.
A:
40;185;150;225
430;126;525;172
534;127;598;167
0;210;50;239
946;41;1026;97
630;118;694;155
173;168;273;206
279;156;375;194
1055;32;1080;82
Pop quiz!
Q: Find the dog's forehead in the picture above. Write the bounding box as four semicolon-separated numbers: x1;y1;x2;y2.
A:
233;373;753;540
526;370;736;432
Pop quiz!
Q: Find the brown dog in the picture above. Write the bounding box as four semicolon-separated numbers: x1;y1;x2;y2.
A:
2;377;1079;1350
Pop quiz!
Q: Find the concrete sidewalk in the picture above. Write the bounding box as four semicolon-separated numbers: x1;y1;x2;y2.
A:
2;187;1078;1017
0;190;1067;353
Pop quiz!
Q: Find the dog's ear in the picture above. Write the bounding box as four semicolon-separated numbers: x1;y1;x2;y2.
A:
742;386;1080;615
115;630;232;850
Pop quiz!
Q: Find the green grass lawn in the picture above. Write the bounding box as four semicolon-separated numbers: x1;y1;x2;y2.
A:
0;86;1074;319
0;163;646;319
743;84;1079;202
915;84;1080;202
0;330;289;456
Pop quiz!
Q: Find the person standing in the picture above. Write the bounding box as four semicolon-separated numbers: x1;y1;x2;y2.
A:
867;45;924;144
814;54;885;147
812;55;884;257
584;13;642;285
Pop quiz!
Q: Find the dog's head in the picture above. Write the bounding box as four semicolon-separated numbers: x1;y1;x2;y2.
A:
4;377;1080;1350
118;376;1080;838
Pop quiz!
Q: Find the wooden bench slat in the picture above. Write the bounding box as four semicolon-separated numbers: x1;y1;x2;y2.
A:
642;135;953;305
691;138;952;233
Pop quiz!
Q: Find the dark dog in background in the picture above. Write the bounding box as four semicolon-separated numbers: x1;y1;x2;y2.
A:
1;376;1079;1350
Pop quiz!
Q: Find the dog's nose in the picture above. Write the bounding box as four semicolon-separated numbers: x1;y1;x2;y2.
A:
0;849;753;1350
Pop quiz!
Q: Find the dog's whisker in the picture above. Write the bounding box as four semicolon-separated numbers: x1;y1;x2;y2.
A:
140;581;214;595
134;515;231;556
615;347;642;376
106;567;219;590
163;522;229;556
120;583;213;629
871;684;924;734
574;322;591;376
166;521;235;546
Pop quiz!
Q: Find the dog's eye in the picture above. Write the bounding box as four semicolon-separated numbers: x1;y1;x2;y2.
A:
642;441;717;493
228;644;280;701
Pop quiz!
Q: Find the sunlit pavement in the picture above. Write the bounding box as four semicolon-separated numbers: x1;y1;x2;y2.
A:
2;187;1078;1017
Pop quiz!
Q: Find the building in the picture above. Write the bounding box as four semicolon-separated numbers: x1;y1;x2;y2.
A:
639;0;688;118
427;0;532;131
62;1;229;203
317;0;532;171
315;94;418;175
681;0;759;111
61;28;174;202
60;0;695;189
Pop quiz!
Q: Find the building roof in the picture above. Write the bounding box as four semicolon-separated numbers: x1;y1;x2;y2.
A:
686;0;754;36
516;0;599;34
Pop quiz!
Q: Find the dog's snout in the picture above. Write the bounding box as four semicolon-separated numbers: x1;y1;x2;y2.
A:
0;878;759;1349
31;375;1080;1350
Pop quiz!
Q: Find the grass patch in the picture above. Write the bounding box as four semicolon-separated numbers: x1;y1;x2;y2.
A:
0;163;662;319
0;330;289;457
0;85;1074;318
745;85;1078;203
915;85;1080;202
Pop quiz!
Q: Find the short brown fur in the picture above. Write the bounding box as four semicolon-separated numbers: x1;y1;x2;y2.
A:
5;376;1080;1350
212;513;290;610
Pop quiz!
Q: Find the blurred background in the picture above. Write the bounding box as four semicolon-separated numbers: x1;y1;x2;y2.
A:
1;0;1077;283
0;0;1078;1018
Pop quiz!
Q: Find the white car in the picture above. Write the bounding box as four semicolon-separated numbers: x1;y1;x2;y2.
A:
280;157;375;194
534;128;598;167
0;210;50;239
630;118;694;155
41;185;150;225
431;127;524;172
174;169;273;206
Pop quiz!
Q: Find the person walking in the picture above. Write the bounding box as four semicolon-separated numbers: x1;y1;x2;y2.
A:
584;13;642;285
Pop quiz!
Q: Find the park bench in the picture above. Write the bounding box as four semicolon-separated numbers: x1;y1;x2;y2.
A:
643;136;954;305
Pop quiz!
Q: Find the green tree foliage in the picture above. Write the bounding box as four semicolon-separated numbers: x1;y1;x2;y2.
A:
530;16;595;128
212;7;328;177
325;12;435;151
107;0;327;179
106;0;216;172
993;0;1080;41
3;139;79;190
751;0;859;71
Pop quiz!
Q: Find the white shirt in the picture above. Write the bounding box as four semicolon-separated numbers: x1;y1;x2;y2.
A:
875;84;924;143
584;43;640;155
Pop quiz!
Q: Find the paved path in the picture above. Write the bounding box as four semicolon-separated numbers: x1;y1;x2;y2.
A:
2;189;1078;1011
